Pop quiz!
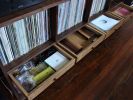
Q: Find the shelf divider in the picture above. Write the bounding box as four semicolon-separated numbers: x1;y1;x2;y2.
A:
83;0;93;22
49;6;58;41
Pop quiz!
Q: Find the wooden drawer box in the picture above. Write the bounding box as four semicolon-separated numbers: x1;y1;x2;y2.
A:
57;25;105;62
109;2;133;22
8;44;75;100
88;12;124;39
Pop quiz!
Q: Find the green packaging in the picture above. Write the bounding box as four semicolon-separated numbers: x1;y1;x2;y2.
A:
32;67;55;84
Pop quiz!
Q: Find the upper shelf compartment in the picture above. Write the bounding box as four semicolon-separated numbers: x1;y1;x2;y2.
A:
0;9;52;69
0;0;69;27
57;0;86;35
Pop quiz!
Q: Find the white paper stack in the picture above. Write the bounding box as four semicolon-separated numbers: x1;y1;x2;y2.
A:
90;15;120;31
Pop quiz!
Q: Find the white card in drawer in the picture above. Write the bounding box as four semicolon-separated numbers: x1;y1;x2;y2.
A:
45;51;69;71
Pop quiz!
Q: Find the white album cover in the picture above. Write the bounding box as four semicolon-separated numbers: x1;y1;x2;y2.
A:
45;51;69;71
90;15;120;31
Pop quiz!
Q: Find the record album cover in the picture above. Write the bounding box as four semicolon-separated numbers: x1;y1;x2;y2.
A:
45;51;69;71
90;15;120;31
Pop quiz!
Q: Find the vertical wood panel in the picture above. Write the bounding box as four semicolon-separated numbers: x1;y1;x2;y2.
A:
49;6;58;41
104;0;112;11
83;0;93;22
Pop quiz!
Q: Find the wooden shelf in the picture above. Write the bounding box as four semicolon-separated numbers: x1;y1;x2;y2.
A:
8;44;75;100
2;22;87;73
0;0;69;27
57;24;105;62
0;0;120;100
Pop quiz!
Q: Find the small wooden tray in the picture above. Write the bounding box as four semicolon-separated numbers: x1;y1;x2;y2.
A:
88;12;124;39
57;25;105;62
8;44;75;100
109;2;133;22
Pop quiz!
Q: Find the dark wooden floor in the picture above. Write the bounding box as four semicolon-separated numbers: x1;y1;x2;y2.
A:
35;18;133;100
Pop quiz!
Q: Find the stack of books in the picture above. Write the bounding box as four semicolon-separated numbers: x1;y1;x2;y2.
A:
0;10;49;65
58;0;86;34
89;0;107;17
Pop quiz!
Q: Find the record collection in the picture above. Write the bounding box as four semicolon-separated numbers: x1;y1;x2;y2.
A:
58;0;86;34
0;0;132;99
0;10;49;65
89;0;107;17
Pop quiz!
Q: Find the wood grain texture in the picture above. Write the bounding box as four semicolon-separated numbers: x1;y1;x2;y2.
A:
35;16;133;100
58;25;105;62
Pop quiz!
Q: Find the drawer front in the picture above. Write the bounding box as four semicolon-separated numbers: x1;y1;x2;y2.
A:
8;44;75;100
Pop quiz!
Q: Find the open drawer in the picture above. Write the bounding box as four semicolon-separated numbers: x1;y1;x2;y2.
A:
88;12;124;39
109;2;133;22
57;25;105;62
8;44;75;100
